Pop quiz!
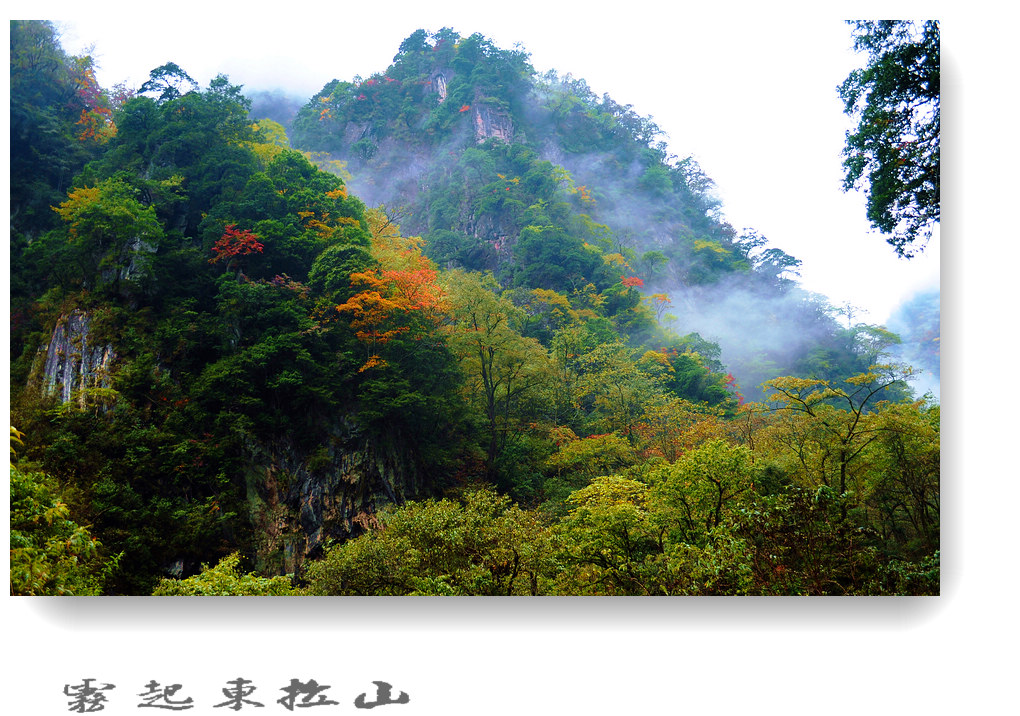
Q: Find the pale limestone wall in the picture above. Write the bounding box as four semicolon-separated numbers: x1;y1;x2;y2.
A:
40;310;116;405
473;105;514;143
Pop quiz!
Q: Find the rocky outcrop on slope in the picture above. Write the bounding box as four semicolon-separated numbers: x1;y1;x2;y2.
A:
37;310;117;406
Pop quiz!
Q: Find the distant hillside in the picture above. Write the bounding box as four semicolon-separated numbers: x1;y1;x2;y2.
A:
285;28;897;394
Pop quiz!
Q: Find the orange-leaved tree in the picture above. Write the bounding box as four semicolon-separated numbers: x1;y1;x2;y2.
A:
335;209;447;371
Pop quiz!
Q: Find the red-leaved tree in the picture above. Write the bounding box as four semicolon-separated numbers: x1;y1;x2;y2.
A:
209;224;264;277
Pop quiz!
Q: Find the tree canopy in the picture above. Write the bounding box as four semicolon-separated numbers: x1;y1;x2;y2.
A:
839;20;940;257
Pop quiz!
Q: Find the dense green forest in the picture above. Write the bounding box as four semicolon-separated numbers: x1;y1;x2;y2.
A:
10;21;939;595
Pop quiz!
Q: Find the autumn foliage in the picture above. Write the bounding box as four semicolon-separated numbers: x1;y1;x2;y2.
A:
209;224;264;267
75;107;116;143
336;271;407;347
69;56;117;143
383;264;444;313
336;261;446;371
335;212;447;371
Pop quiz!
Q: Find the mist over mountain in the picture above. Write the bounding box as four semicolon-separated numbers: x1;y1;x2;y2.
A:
246;88;306;129
277;28;902;397
887;288;940;399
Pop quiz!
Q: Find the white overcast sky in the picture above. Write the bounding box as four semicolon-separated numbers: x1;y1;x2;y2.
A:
30;0;950;324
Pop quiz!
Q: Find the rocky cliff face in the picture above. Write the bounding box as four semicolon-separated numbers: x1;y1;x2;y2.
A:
473;104;514;143
243;422;427;575
37;310;117;405
101;237;157;291
429;70;449;103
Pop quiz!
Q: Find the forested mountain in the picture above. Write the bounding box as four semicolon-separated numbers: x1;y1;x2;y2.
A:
288;29;918;396
10;22;939;595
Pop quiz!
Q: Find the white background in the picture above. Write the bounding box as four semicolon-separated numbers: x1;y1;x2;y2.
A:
5;1;1017;713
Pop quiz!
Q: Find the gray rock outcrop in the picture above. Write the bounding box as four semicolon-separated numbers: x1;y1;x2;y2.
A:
39;310;117;405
